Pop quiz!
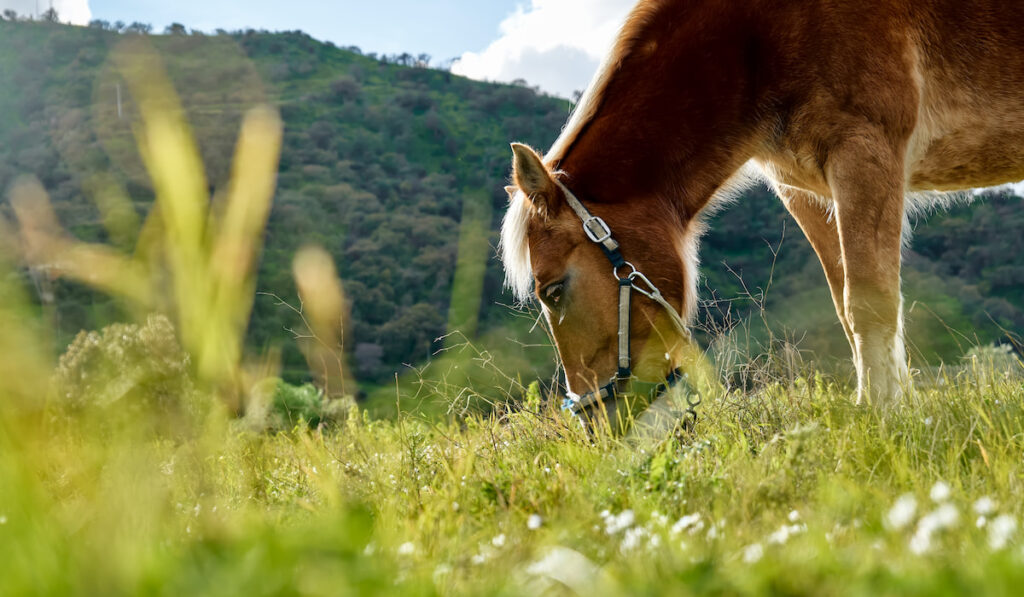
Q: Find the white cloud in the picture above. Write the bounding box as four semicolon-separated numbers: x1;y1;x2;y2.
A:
452;0;635;98
1;0;91;25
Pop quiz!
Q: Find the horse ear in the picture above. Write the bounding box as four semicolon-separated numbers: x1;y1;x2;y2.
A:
511;143;559;215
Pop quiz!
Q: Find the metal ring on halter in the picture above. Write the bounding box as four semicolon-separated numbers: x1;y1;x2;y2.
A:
612;261;638;281
627;270;662;300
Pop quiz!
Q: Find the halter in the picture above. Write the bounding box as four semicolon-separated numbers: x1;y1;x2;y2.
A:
553;179;702;426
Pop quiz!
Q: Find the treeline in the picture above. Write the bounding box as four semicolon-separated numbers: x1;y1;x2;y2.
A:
0;20;1019;390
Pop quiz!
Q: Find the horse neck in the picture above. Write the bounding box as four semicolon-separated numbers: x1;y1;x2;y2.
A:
553;0;766;220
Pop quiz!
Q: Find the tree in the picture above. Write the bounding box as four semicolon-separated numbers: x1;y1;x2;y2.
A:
1;9;16;21
165;23;187;35
88;19;111;30
125;22;153;34
42;8;60;23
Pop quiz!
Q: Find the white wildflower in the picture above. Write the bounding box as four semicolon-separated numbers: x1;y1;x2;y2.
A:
528;514;543;530
910;503;960;555
886;494;918;530
989;515;1017;550
930;481;952;503
973;496;997;516
909;530;932;555
672;513;701;536
604;510;635;535
977;516;988;529
433;563;452;582
492;533;507;548
768;524;806;545
931;503;960;528
471;551;491;565
742;543;764;564
397;542;416;556
527;547;602;593
620;526;648;553
452;502;460;512
788;510;801;523
924;417;933;426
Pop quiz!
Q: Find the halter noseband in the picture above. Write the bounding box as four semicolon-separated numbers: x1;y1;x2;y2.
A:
552;179;701;425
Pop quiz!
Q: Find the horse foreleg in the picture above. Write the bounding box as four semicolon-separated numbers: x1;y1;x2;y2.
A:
778;188;856;359
827;132;910;406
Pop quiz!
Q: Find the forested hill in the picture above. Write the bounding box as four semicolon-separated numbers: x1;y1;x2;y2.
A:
1;19;1021;388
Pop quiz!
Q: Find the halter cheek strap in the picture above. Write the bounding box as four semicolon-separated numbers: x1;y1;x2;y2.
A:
553;179;701;425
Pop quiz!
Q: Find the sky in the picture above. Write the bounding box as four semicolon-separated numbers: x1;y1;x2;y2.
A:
0;0;636;98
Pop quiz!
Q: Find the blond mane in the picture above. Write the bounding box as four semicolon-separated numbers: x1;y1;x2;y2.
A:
501;1;668;301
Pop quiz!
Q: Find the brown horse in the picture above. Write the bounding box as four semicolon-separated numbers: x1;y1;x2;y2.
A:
501;0;1024;416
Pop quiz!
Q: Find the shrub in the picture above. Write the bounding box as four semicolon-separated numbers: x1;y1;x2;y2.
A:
245;378;354;432
53;314;193;411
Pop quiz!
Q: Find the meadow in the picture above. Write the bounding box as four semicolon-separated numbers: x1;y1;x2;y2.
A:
1;27;1023;597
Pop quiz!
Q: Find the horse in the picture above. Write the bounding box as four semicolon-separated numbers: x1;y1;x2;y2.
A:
500;0;1024;421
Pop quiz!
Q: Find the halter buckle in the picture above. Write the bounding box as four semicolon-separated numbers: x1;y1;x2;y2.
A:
583;216;612;244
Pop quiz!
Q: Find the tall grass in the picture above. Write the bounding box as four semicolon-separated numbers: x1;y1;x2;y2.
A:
1;42;1023;597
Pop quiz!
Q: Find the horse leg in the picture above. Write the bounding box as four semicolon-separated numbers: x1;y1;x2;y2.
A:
777;188;856;359
826;131;909;406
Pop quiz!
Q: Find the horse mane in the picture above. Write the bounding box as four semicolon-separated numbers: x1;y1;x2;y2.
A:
501;1;670;302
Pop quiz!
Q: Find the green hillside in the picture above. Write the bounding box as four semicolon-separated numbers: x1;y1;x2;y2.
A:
0;19;1020;394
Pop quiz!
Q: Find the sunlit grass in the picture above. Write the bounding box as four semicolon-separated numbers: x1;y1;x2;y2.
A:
1;39;1023;597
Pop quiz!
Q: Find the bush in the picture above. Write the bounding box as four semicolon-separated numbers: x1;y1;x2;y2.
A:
53;314;192;411
245;378;354;432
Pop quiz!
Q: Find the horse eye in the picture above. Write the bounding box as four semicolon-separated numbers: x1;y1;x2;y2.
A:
541;281;565;305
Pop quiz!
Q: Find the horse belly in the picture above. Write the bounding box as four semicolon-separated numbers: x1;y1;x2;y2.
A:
907;108;1024;192
907;60;1024;191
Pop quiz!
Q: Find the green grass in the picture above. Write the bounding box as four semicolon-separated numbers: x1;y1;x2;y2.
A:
3;367;1023;596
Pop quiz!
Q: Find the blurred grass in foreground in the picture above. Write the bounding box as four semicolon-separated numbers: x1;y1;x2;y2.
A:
1;40;1024;597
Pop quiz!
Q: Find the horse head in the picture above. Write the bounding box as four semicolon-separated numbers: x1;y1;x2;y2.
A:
502;143;699;425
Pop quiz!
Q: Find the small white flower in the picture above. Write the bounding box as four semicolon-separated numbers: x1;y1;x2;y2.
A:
433;564;452;581
909;530;931;555
671;513;701;536
931;503;960;528
620;527;647;553
886;494;918;530
768;524;806;545
492;533;507;548
397;542;416;556
452;502;460;512
788;510;801;523
924;417;933;426
742;543;764;564
930;481;952;503
528;514;543;530
910;503;960;555
977;515;988;529
604;510;635;535
973;496;997;516
989;515;1017;550
471;552;491;565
